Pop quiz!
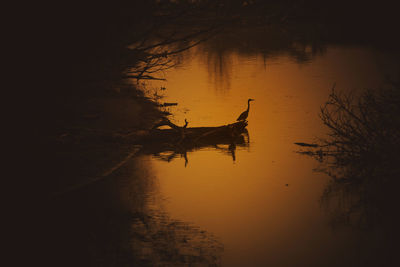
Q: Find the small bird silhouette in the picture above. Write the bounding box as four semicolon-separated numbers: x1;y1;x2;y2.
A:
237;98;255;121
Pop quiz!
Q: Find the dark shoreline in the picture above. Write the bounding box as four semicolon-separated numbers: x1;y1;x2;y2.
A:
28;1;400;266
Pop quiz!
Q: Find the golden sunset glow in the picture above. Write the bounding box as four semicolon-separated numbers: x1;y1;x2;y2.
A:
48;2;400;266
143;45;388;265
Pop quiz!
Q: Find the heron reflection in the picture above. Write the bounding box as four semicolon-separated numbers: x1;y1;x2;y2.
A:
138;118;250;165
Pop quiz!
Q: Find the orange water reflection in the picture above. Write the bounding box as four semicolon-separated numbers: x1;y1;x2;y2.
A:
142;45;391;266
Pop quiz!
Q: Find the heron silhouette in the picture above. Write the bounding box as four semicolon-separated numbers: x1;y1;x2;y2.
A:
236;99;255;121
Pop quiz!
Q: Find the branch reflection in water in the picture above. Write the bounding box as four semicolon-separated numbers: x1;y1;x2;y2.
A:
49;152;223;267
296;81;400;266
199;23;328;92
139;118;250;165
130;209;223;266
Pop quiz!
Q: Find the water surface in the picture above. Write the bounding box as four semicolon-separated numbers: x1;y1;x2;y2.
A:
138;44;395;266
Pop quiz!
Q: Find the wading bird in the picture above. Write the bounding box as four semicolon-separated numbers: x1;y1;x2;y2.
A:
236;98;255;121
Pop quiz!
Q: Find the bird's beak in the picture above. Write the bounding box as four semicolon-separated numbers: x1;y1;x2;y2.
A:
250;99;255;101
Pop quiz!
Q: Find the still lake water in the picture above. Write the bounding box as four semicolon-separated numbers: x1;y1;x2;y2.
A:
135;44;397;266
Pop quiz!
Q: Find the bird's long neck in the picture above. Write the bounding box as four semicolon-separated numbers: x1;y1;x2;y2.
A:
247;100;251;111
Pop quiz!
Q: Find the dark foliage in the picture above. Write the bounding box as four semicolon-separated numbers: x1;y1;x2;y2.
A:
298;81;400;230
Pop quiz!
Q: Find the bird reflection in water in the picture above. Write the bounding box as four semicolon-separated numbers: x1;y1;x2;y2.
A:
141;118;250;165
141;98;255;165
151;128;249;165
229;142;236;162
214;128;250;162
